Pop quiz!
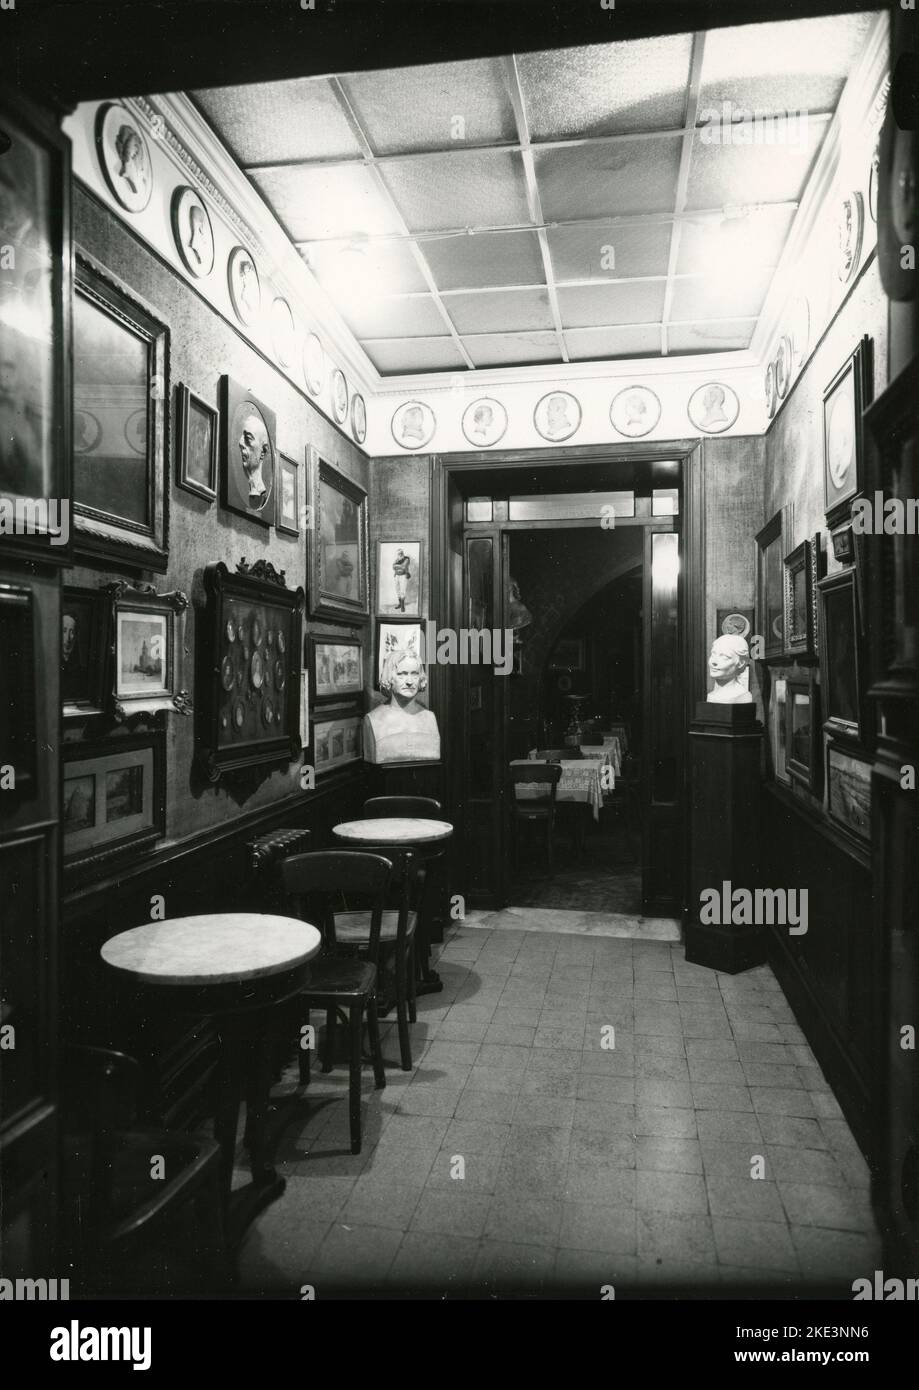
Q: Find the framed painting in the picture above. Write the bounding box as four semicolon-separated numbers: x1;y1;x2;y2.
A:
194;559;304;783
548;638;586;671
376;540;423;617
62;584;110;718
826;740;871;846
817;568;863;743
0;85;73;564
312;704;363;775
755;505;792;662
823;335;873;529
309;630;363;703
307;448;369;621
276;453;300;537
786;671;821;795
783;534;821;662
770;675;790;786
109;581;190;721
175;383;217;502
375;619;424;690
73;253;169;570
63;729;165;885
219;375;275;527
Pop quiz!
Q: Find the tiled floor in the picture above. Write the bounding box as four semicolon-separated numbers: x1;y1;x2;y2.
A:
237;922;881;1298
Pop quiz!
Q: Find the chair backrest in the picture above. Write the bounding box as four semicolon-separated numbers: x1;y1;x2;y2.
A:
362;795;443;819
510;762;562;805
535;748;564;762
282;849;392;959
335;843;421;942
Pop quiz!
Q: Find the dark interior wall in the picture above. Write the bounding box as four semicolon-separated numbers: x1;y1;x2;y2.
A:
67;184;371;846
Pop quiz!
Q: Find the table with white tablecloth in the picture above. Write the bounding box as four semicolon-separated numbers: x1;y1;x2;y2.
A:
513;757;606;821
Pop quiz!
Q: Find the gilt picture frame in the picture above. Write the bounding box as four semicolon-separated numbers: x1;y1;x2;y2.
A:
306;448;369;621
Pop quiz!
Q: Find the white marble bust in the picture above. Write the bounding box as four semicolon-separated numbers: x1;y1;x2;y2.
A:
707;634;753;704
363;646;441;763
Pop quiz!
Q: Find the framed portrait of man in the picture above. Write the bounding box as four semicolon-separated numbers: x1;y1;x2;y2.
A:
219;376;275;527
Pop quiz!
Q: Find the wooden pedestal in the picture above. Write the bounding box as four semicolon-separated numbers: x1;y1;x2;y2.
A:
685;702;765;974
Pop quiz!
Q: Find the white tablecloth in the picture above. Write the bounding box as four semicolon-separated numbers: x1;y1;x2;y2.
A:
512;758;605;821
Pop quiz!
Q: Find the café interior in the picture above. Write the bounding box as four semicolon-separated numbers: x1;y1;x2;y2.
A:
1;0;918;1299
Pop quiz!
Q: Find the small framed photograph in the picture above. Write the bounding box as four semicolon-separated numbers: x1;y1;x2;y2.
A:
63;730;166;883
755;505;792;662
307;448;369;620
548;638;586;671
783;534;821;661
823;336;873;528
276;453;300;537
110;582;189;719
376;541;423;616
62;585;111;716
375;619;424;690
312;704;362;775
219;375;275;527
175;383;217;502
786;672;821;794
826;740;871;845
817;568;863;742
309;631;363;703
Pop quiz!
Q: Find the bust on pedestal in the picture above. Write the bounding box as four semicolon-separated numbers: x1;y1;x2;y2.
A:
363;645;441;765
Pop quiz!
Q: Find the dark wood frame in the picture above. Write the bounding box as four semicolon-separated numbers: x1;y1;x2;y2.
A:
306;447;369;621
194;560;304;783
822;334;873;530
62;726;166;888
755;505;792;662
308;629;363;704
175;382;218;503
0;582;38;799
548;637;586;671
62;583;111;719
825;736;872;847
275;452;301;537
0;85;73;565
817;567;864;744
786;670;821;794
375;538;424;617
311;701;363;775
374;617;425;691
219;374;276;529
109;580;191;722
783;533;820;662
73;251;169;570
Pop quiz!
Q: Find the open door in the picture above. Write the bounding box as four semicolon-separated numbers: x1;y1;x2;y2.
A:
641;527;683;915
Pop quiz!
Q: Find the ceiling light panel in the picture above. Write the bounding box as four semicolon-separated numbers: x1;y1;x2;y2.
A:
535;140;683;222
684;123;825;212
463;331;561;367
517;35;694;140
364;337;468;374
547;221;674;283
444;289;555;334
380;148;532;234
422;230;546;291
559;280;667;330
249;164;404;242
340;58;517;155
193;79;363;164
565;324;663;359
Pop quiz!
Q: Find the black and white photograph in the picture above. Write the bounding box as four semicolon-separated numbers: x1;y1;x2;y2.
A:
4;0;919;1351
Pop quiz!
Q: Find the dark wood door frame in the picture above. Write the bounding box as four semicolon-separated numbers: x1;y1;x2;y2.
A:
430;440;705;916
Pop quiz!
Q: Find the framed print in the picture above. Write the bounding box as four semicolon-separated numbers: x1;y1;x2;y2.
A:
687;382;740;434
331;369;348;424
818;568;863;742
783;534;821;662
375;619;423;690
219;375;275;527
549;638;586;671
303;332;324;396
786;672;820;794
376;540;423;617
110;581;190;721
309;631;363;703
351;393;367;445
771;676;790;786
227;245;261;327
755;505;792;662
0;87;73;564
175;383;217;502
0;584;37;799
610;386;660;439
270;296;296;369
823;336;873;528
73;254;169;570
62;585;110;717
195;559;304;783
307;449;369;620
462;397;507;449
171;185;214;279
312;705;362;775
534;391;580;444
63;730;165;885
276;453;300;537
392;400;435;450
95;103;152;214
826;740;871;845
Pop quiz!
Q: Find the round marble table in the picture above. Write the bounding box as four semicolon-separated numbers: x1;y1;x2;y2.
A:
332;818;453;997
100;912;321;1250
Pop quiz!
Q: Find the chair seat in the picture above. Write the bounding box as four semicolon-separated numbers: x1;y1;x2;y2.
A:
302;955;377;998
333;909;418;945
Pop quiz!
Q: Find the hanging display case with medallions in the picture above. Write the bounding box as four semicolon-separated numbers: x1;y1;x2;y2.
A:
195;559;304;782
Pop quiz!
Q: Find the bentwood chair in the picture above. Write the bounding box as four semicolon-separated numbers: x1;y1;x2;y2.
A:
362;795;442;820
509;762;563;874
281;850;389;1154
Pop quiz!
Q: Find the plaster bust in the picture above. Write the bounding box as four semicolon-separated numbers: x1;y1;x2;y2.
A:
707;634;753;704
363;646;441;764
